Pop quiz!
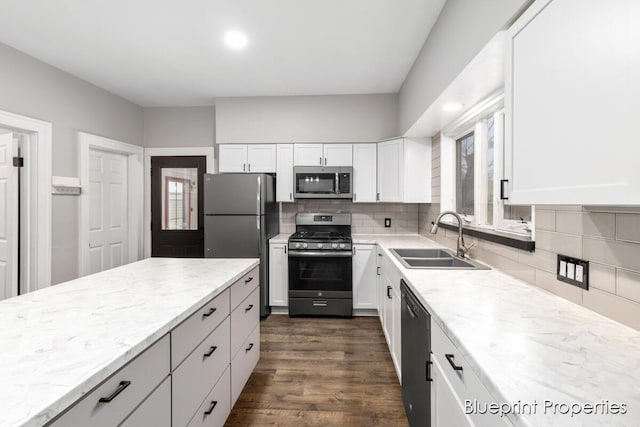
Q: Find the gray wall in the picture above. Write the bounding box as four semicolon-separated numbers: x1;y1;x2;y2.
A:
216;94;398;143
398;0;529;134
0;42;143;285
143;107;216;148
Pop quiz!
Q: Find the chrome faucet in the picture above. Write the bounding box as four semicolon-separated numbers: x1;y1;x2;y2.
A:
430;211;470;258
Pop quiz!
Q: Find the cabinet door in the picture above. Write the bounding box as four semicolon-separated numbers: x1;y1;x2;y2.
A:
352;244;377;309
352;144;377;203
391;285;402;380
431;357;474;427
276;144;294;202
505;0;640;205
377;139;403;202
269;243;289;306
120;377;170;427
247;144;276;173
294;144;323;166
323;143;353;166
218;145;248;173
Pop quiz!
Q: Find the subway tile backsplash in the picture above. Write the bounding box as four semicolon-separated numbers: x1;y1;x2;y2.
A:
279;200;419;235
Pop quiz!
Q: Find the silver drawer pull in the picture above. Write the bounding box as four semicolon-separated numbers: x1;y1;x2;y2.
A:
245;343;254;353
245;304;254;312
202;307;216;318
203;346;217;358
244;276;254;284
445;354;463;371
312;301;328;307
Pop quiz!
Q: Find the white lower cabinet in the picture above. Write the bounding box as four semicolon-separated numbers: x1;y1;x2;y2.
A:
121;377;171;427
352;244;377;310
268;242;288;307
187;367;232;427
431;320;514;427
377;248;402;380
51;335;170;427
51;266;261;427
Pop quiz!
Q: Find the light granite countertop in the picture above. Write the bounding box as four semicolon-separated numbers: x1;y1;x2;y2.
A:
0;257;259;427
359;234;640;426
269;233;292;244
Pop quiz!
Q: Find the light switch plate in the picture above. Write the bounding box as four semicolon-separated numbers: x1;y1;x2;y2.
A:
557;254;589;290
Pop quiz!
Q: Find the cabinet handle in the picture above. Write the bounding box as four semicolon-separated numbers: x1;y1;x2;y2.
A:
426;359;433;382
243;163;246;172
245;304;254;312
245;343;254;353
445;354;463;371
353;193;356;201
284;245;287;254
290;192;293;200
202;307;217;318
245;276;253;284
376;192;380;201
319;156;322;165
387;285;392;299
324;157;327;165
377;266;381;276
248;163;251;172
378;253;382;257
500;179;509;200
204;400;218;416
98;380;131;403
203;346;217;357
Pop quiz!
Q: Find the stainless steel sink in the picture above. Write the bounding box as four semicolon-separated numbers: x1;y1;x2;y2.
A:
389;248;490;270
391;248;453;258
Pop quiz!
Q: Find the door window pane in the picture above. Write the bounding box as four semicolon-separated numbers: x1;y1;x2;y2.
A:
161;168;198;230
456;132;475;216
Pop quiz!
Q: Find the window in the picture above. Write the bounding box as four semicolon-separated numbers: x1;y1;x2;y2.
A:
441;94;533;238
456;132;475;217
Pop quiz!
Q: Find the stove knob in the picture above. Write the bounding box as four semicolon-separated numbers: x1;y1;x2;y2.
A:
302;243;308;249
332;243;338;249
339;243;346;249
317;243;324;249
295;243;301;249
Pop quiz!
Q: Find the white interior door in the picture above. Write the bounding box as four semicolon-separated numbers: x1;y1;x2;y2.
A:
0;133;18;300
89;149;128;274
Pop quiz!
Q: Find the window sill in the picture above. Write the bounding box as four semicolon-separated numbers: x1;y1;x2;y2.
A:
438;222;535;252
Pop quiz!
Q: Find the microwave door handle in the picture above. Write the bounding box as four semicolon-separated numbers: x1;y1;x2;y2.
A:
335;172;339;195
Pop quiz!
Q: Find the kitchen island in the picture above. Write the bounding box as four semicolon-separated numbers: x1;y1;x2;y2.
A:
0;257;259;427
354;234;640;427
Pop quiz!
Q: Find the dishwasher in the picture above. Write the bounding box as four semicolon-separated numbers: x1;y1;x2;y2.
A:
401;279;431;427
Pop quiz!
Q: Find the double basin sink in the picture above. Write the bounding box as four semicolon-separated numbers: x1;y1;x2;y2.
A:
390;248;489;270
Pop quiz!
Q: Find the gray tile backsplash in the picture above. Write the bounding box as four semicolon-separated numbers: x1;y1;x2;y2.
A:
279;200;419;235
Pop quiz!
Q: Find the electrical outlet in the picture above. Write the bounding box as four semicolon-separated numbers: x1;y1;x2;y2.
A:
385;218;391;228
557;254;589;290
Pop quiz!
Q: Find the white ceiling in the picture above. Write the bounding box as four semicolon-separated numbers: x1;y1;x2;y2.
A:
0;0;447;107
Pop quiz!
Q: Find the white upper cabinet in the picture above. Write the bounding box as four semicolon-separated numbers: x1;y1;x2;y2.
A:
294;143;353;166
218;144;276;173
323;144;352;166
377;138;431;203
352;143;377;203
218;145;248;173
505;0;640;205
276;144;294;202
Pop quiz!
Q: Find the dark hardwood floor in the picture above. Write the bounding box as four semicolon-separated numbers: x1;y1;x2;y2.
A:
225;315;408;426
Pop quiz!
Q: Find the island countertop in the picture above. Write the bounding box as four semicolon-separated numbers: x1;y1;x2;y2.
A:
0;257;259;427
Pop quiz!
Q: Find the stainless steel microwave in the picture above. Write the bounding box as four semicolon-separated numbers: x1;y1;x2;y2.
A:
293;166;353;199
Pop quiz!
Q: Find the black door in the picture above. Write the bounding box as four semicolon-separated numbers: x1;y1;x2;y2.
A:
151;156;206;257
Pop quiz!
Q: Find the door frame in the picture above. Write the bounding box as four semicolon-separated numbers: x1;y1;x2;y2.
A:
78;132;144;276
0;109;52;293
144;147;215;258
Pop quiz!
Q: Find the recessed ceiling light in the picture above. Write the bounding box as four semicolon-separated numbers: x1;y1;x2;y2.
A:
442;103;463;112
224;31;248;49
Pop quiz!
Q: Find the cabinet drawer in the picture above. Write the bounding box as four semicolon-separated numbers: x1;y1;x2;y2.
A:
231;323;260;406
187;366;232;427
230;286;260;358
230;266;259;311
431;321;512;427
172;288;230;370
173;317;231;427
120;376;170;427
52;335;169;427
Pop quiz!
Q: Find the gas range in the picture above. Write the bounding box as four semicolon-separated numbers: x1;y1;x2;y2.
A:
287;213;353;317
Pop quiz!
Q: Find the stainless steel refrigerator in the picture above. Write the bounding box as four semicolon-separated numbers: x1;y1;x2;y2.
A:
204;173;279;318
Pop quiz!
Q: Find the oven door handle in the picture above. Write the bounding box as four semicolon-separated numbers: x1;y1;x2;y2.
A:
288;250;353;258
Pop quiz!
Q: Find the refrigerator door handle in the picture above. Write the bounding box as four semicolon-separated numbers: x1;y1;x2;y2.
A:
256;175;262;215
